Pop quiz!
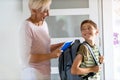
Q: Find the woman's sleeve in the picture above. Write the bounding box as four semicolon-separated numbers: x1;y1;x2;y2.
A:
19;23;32;67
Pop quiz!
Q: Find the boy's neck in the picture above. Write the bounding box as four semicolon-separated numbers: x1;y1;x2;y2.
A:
85;40;95;46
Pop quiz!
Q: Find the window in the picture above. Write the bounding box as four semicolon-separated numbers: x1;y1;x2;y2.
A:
46;15;89;38
51;0;89;9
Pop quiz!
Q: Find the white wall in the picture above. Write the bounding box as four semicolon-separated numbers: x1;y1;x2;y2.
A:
0;0;22;80
102;0;114;80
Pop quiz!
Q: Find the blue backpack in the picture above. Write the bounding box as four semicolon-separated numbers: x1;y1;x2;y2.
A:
58;39;99;80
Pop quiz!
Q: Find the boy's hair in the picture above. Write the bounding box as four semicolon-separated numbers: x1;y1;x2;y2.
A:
29;0;51;12
80;20;98;30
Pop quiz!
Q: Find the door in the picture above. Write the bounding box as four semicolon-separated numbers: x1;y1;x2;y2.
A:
23;0;103;80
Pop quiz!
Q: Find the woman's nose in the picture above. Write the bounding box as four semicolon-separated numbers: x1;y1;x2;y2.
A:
44;11;49;16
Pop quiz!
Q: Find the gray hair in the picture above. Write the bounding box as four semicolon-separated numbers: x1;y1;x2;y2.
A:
29;0;52;12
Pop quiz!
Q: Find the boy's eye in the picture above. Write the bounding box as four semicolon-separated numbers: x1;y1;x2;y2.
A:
81;28;86;31
88;27;92;30
81;27;92;31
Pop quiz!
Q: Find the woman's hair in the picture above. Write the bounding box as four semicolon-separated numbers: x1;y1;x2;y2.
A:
29;0;52;12
80;19;98;30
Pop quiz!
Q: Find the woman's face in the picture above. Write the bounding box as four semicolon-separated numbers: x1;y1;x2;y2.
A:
32;8;49;23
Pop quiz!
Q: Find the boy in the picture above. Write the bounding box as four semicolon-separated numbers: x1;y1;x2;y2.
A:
71;20;104;80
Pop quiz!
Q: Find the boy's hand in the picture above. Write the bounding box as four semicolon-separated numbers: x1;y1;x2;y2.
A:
91;66;100;73
99;56;104;64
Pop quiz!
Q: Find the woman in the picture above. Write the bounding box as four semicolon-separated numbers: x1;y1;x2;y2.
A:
20;0;63;80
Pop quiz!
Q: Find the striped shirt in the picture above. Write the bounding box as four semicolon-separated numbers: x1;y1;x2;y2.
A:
77;43;101;80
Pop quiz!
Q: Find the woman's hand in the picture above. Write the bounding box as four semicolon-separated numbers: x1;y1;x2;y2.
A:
50;42;64;52
50;48;62;58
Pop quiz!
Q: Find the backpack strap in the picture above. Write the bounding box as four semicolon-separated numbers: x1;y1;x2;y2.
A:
83;41;100;65
81;42;100;79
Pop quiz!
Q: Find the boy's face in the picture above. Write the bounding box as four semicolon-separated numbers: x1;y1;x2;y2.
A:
81;23;98;40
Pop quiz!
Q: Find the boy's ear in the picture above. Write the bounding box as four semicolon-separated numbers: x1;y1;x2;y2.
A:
96;29;99;35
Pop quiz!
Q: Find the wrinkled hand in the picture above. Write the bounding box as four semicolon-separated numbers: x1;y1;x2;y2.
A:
50;48;62;58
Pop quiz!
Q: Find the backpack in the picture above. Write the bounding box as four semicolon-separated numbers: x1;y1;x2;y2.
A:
58;39;99;80
58;39;83;80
